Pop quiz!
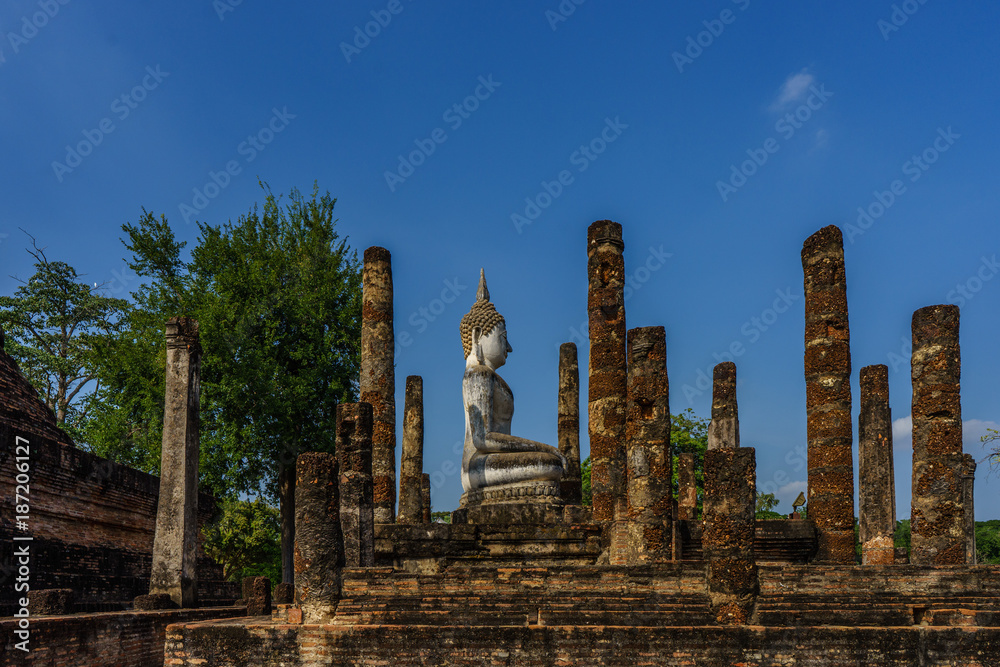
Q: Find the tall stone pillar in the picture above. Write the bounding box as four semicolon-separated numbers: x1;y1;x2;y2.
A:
859;364;895;565
294;452;341;622
677;453;697;521
624;326;672;562
801;225;855;563
397;376;424;524
361;246;396;524
910;304;966;565
703;448;758;625
421;474;431;523
707;362;739;450
587;220;627;522
558;343;583;504
336;403;375;568
963;454;977;565
149;317;201;608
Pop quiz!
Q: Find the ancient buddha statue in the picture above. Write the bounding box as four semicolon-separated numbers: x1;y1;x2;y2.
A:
459;270;566;506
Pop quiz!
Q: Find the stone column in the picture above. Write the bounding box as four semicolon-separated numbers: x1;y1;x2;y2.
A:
859;364;896;565
801;225;855;563
677;453;697;521
336;403;375;568
910;304;966;565
421;474;431;523
397;376;424;524
558;343;583;504
707;362;739;450
149;317;201;608
703;448;758;625
361;246;396;524
624;326;672;562
294;452;341;621
588;220;627;522
963;454;977;565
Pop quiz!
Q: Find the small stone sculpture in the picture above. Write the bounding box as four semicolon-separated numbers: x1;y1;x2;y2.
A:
459;270;566;506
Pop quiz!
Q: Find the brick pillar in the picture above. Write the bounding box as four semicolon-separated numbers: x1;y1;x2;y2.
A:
703;447;758;625
421;474;431;523
624;326;672;562
707;362;739;450
294;452;341;621
588;220;627;522
361;246;396;524
910;304;966;565
801;225;855;563
859;364;896;565
558;342;583;504
677;453;697;521
149;317;201;608
397;376;424;524
963;454;977;565
336;403;375;568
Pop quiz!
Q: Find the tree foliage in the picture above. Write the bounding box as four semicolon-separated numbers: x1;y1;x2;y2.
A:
755;492;783;520
983;428;999;467
0;235;129;440
202;498;282;583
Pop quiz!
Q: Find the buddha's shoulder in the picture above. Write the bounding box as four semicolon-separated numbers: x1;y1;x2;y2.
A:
463;365;512;395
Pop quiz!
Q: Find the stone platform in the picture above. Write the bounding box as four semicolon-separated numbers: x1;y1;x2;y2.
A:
163;563;1000;666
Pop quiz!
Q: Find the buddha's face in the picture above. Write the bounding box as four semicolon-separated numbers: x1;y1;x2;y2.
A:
479;322;513;370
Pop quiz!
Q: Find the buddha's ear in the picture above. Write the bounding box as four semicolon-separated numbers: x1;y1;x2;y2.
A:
471;326;484;365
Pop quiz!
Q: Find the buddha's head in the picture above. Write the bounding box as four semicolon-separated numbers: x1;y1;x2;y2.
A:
460;269;513;370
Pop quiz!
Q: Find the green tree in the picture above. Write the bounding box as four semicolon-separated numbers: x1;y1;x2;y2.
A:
203;498;282;583
983;429;999;466
82;183;362;585
580;456;592;506
975;520;1000;565
755;492;783;520
0;236;129;440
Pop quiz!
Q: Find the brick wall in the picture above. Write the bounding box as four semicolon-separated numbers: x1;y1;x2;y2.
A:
164;622;1000;666
0;347;237;611
2;606;245;667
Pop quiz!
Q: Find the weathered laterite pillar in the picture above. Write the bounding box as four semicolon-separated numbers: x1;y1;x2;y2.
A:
421;474;431;523
859;364;896;565
703;447;758;625
294;452;341;622
397;376;424;524
149;317;201;608
336;402;375;567
801;225;856;563
588;220;627;522
707;362;739;450
910;304;966;565
361;246;396;524
963;454;977;565
558;342;583;504
677;453;697;521
623;326;672;562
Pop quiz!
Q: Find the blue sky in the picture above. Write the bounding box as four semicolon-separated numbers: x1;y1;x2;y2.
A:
2;1;998;519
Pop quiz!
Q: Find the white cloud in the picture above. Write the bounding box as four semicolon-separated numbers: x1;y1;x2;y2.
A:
777;480;808;498
771;70;814;110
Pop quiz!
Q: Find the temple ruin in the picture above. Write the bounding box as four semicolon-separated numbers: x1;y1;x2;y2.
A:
2;220;998;666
